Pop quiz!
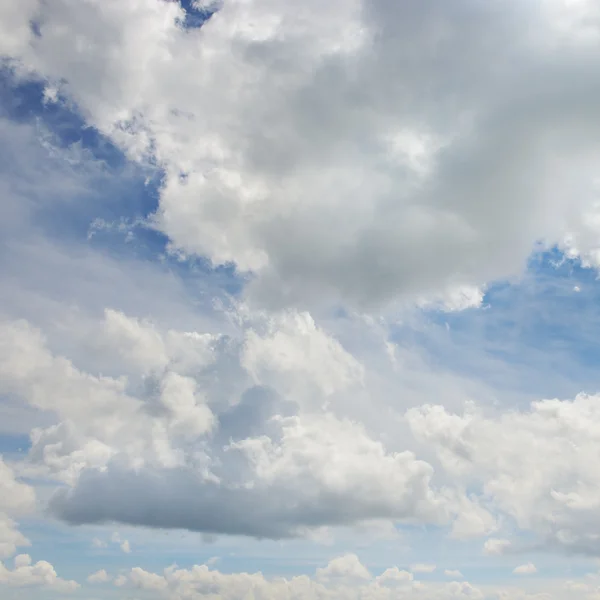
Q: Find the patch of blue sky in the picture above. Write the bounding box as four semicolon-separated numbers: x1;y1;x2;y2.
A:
391;248;600;403
178;0;219;29
0;66;245;300
0;432;29;457
0;66;160;232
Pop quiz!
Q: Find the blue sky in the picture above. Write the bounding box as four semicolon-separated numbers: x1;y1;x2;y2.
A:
3;1;600;600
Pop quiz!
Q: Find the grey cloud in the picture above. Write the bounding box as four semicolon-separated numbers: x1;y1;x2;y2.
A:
5;0;600;309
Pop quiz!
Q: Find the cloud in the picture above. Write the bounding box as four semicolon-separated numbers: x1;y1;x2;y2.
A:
513;563;537;575
444;570;464;579
5;0;600;576
0;457;35;516
0;553;79;592
0;517;30;561
408;395;600;555
376;567;413;586
114;555;487;600
410;563;437;574
87;569;111;584
48;411;449;538
0;458;35;559
0;459;77;593
316;554;371;581
0;310;457;539
5;0;600;311
483;538;512;556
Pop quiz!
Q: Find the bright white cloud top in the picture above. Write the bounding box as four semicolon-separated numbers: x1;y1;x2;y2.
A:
1;0;600;599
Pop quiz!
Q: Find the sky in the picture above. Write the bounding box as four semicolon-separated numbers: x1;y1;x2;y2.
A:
4;0;600;599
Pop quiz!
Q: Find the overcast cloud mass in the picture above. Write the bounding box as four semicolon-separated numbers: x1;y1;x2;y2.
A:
3;0;600;598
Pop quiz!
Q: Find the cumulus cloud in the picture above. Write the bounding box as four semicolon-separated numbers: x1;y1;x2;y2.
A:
0;553;79;592
483;538;512;556
0;310;456;539
8;300;600;552
316;554;371;581
4;0;600;311
0;458;35;559
444;570;464;579
411;563;437;574
87;569;111;584
49;411;448;538
513;563;537;575
5;0;600;584
408;394;600;554
114;555;487;600
0;459;77;593
376;567;413;586
0;458;35;516
0;517;30;561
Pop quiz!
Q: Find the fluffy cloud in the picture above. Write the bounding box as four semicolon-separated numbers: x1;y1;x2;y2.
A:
6;1;600;580
0;517;30;561
109;555;487;600
513;563;537;575
316;554;371;581
10;301;600;551
444;570;464;579
0;310;455;539
376;567;414;586
0;460;76;592
87;569;111;584
407;394;600;554
49;410;448;538
0;457;35;516
483;539;512;556
4;0;600;311
0;553;79;592
0;458;35;559
411;563;437;574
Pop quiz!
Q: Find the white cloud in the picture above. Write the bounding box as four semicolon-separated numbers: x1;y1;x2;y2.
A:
376;567;413;586
0;311;456;539
483;538;512;556
109;532;131;553
4;0;600;312
316;554;371;581
513;563;537;575
410;563;437;573
87;569;111;584
5;0;600;578
240;310;364;402
408;394;600;554
0;458;35;559
0;517;30;561
0;553;79;592
444;570;464;579
0;458;35;516
112;556;488;600
417;285;486;314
